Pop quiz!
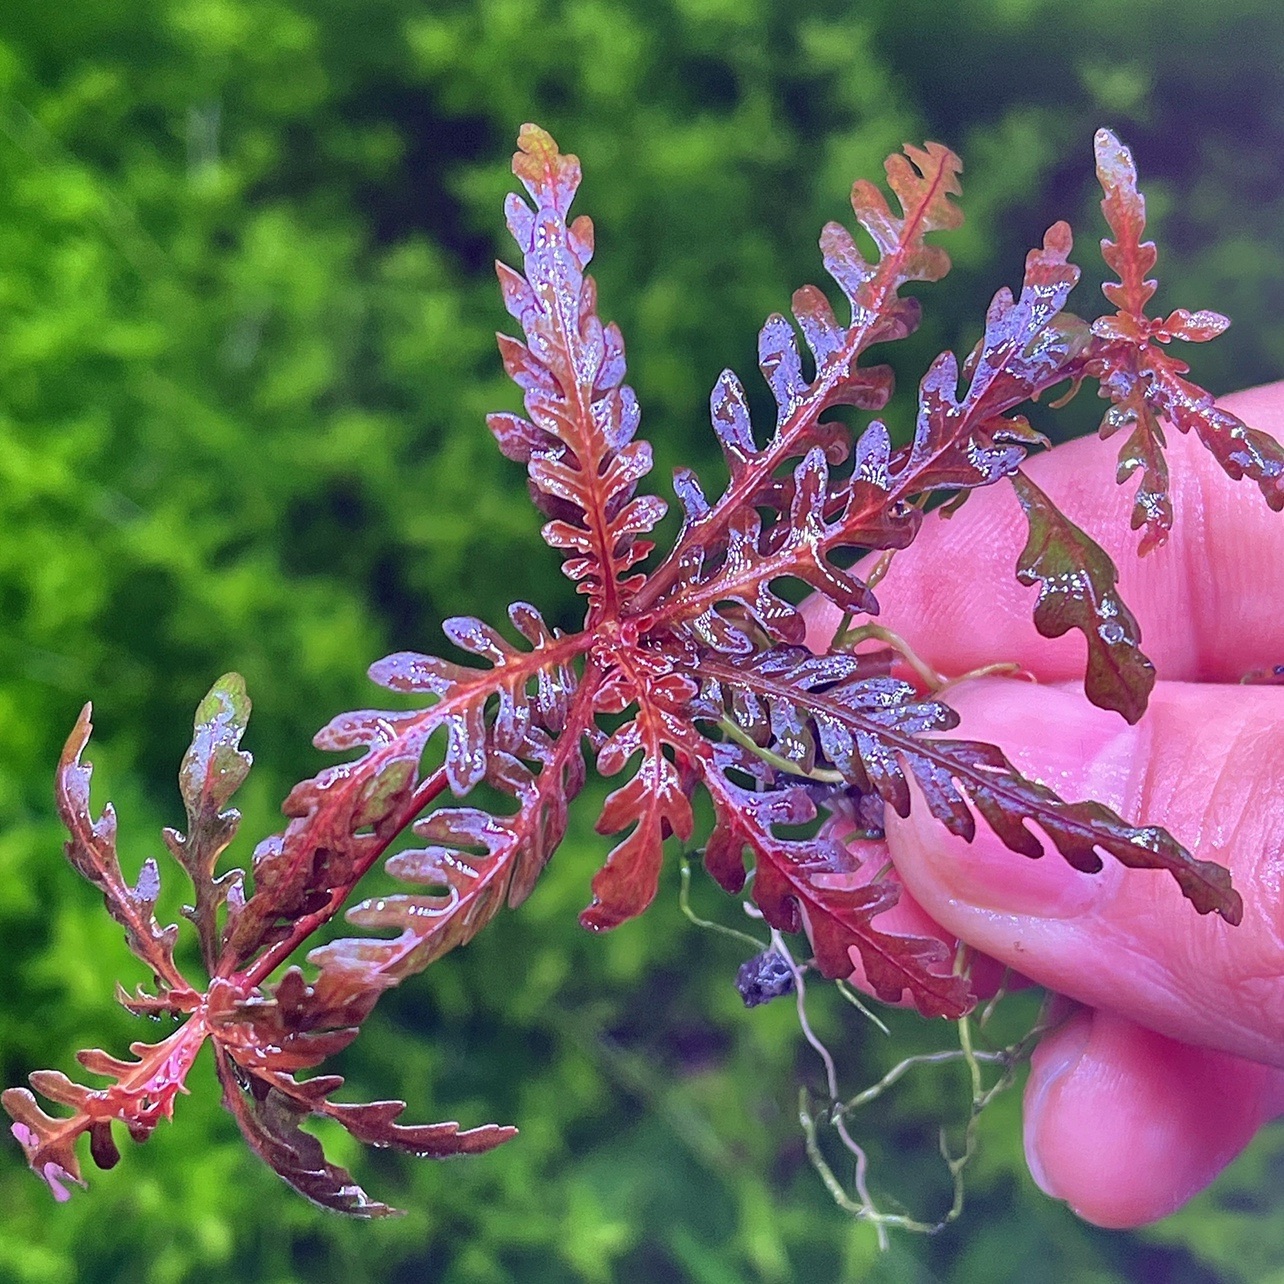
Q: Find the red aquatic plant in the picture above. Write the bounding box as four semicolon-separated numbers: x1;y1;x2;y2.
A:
6;124;1279;1214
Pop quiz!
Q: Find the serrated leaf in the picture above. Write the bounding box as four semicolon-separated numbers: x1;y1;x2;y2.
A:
496;127;664;610
698;650;1239;923
1011;470;1155;723
56;707;185;991
838;140;964;300
1090;129;1284;535
581;675;696;930
631;138;966;621
1094;127;1157;319
700;745;970;1017
163;673;253;969
4;1022;208;1202
214;1046;515;1218
898;222;1080;496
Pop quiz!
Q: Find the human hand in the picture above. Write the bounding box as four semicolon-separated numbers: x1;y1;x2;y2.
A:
809;381;1284;1228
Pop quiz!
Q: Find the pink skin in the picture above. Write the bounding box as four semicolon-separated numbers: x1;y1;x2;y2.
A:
806;382;1284;1228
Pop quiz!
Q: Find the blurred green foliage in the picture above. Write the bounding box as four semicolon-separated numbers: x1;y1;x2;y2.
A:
2;0;1283;1279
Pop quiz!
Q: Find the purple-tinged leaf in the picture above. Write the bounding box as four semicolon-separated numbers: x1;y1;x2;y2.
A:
675;448;886;650
630;138;966;623
287;666;596;1018
495;125;664;612
790;285;846;372
758;313;807;420
896;223;1082;496
697;651;1239;923
323;1098;515;1158
1147;370;1284;512
709;369;757;477
648;225;1086;646
735;948;797;1008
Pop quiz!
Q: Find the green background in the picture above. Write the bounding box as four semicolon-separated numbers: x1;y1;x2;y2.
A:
1;0;1283;1279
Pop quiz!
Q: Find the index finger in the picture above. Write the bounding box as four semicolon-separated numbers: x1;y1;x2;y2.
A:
809;381;1284;683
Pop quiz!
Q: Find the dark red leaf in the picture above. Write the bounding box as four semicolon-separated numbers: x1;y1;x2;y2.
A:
1011;470;1155;723
214;1048;515;1218
581;678;696;930
699;745;970;1018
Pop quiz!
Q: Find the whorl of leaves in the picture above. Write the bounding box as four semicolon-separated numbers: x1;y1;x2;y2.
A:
6;125;1271;1213
4;683;514;1215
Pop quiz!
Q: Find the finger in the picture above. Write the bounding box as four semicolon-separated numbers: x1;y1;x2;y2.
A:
1023;1008;1284;1228
806;381;1284;682
883;677;1284;1065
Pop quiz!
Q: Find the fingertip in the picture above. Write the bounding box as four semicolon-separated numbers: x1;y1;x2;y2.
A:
1024;1010;1281;1228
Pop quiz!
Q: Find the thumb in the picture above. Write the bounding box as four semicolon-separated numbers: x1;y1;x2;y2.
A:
884;678;1284;1066
1021;1007;1284;1228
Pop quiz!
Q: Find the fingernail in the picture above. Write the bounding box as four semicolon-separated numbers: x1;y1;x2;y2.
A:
1024;1010;1093;1199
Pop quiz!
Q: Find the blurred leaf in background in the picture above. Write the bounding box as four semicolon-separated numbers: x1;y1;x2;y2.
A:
1;0;1283;1279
